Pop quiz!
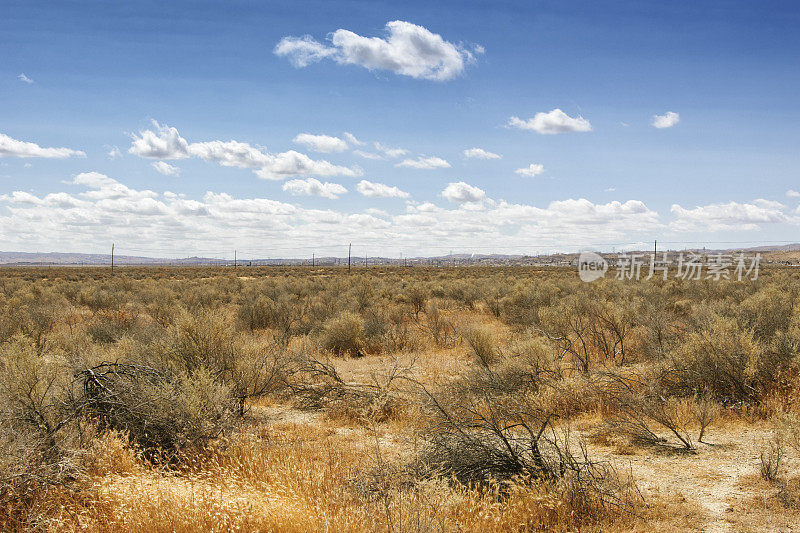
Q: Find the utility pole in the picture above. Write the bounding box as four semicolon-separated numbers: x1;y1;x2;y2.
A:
654;240;657;257
348;243;351;273
234;250;237;268
312;253;315;267
111;243;115;276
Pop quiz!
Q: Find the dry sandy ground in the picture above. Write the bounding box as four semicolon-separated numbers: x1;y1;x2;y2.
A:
588;423;800;532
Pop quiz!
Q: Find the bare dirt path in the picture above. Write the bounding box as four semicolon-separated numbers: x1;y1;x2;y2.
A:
594;424;797;532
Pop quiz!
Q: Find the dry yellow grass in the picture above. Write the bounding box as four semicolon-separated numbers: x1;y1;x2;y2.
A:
5;265;800;531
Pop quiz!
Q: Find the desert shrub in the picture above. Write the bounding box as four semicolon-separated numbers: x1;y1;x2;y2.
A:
601;372;701;449
406;285;428;318
172;309;237;375
637;295;680;360
76;363;234;455
501;280;562;328
760;440;783;482
585;298;637;365
349;278;376;312
738;285;793;341
539;296;594;373
420;389;564;483
450;281;483;310
238;292;305;337
416;363;639;523
666;313;787;405
483;286;506;318
423;301;456;347
78;285;120;311
321;312;365;356
0;338;83;528
507;334;560;372
8;291;66;354
229;341;289;415
0;338;74;454
463;324;498;366
87;308;139;343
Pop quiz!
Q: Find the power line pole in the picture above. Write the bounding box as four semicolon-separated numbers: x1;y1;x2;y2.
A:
348;243;351;273
312;253;315;267
111;243;115;276
234;250;237;268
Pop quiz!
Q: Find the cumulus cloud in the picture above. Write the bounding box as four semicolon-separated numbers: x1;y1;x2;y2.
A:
515;163;545;177
275;21;478;81
652;111;680;129
507;109;592;135
293;133;348;153
356;180;410;198
396;156;450;169
282;178;347;199
129;120;190;159
441;182;486;203
152;161;181;176
17;73;33;84
787;190;800;198
107;146;122;159
670;199;788;231
0;133;85;158
0;173;673;256
463;147;501;160
129;121;361;180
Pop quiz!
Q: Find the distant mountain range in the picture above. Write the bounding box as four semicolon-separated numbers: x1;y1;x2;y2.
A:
1;244;798;266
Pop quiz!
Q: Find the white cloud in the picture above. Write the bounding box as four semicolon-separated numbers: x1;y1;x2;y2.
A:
396;156;450;169
0;173;670;256
282;178;347;199
272;35;337;67
652;111;680;129
515;163;545;177
354;150;383;160
356;180;410;198
441;181;486;203
787;190;800;198
507;109;592;135
275;20;477;81
604;187;616;192
293;133;348;153
152;161;181;176
107;146;122;159
129;120;190;159
463;147;501;160
374;142;408;158
17;73;33;84
129;121;361;180
343;132;364;146
0;133;85;158
670;199;788;231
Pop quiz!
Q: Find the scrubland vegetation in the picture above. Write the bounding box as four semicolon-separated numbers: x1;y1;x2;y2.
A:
2;265;800;531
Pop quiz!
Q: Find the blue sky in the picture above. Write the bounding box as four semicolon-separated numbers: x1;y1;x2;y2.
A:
1;0;799;258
